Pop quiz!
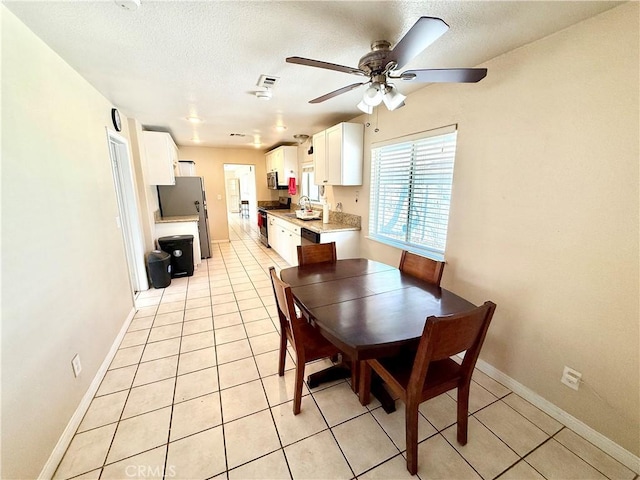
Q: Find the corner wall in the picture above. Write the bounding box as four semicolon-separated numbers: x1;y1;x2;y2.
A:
1;7;134;478
331;3;639;455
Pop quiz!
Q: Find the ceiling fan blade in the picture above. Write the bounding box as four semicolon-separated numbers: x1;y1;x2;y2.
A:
309;82;366;104
400;68;488;83
388;17;450;70
286;56;367;76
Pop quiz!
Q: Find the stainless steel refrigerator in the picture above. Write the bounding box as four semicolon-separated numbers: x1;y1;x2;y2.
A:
157;177;211;258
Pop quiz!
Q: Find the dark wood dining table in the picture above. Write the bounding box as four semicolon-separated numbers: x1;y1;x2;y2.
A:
280;258;476;359
280;258;477;410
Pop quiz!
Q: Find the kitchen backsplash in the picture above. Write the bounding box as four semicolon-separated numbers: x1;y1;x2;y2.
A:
327;211;361;228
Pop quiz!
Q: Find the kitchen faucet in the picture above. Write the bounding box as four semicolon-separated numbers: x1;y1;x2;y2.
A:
298;196;311;211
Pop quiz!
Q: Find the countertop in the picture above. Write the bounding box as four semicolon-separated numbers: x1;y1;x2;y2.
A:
155;215;199;224
266;210;360;234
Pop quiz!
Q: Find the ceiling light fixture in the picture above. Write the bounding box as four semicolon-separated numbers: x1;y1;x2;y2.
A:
275;125;287;132
362;82;384;107
382;84;406;111
293;134;309;145
357;82;406;114
186;115;203;124
255;88;272;100
114;0;140;10
357;100;374;114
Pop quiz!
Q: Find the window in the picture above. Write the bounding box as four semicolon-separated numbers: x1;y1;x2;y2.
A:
300;163;320;202
368;125;457;260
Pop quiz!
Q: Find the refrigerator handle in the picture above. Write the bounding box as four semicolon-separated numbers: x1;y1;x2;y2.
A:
194;200;200;213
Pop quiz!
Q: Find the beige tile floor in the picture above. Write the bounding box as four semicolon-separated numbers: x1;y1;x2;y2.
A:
54;215;638;480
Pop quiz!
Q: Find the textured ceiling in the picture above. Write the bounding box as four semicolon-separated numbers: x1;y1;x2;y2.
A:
5;1;622;150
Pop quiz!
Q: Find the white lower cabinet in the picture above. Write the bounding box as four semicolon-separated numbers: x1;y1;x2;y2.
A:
318;230;359;259
267;214;301;266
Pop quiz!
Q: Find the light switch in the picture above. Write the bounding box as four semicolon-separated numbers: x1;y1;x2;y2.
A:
217;194;222;200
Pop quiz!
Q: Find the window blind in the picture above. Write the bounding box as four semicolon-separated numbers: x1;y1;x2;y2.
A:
369;129;457;260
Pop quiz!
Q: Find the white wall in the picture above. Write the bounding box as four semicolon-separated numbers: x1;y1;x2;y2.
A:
329;3;639;456
1;7;135;478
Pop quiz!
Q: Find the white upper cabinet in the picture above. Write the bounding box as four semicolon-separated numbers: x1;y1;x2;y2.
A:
265;145;297;186
143;131;178;185
313;122;364;186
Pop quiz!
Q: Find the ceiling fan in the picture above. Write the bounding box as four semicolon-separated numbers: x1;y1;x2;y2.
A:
286;17;487;113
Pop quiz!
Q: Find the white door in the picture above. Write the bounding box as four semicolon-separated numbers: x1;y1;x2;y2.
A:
107;130;148;293
227;178;240;213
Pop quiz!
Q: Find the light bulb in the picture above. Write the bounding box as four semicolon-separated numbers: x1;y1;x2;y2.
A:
382;85;407;111
362;83;384;106
357;100;373;114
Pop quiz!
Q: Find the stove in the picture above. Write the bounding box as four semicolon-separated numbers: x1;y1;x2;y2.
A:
257;196;291;212
258;197;291;246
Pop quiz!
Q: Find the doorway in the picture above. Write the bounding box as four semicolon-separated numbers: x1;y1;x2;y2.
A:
107;130;148;293
223;164;257;233
224;164;257;214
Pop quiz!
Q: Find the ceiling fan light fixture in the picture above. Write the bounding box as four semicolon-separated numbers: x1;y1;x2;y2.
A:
362;83;384;106
382;86;407;111
357;100;374;114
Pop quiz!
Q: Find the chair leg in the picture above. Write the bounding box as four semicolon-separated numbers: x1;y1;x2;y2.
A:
358;361;371;405
457;383;470;445
405;402;420;475
277;333;287;377
293;360;305;415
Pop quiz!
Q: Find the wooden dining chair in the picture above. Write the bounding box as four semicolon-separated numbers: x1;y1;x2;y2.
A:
399;250;445;286
269;266;342;415
297;242;337;266
358;301;497;475
295;242;359;389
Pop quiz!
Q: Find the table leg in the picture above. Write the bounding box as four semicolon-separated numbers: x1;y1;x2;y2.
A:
371;376;396;413
307;364;350;388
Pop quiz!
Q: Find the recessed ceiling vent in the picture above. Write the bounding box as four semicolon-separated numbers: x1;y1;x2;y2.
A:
257;75;279;88
230;133;246;137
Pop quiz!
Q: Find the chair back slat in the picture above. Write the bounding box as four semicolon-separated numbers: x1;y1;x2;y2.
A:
409;302;496;395
297;242;337;266
399;251;445;286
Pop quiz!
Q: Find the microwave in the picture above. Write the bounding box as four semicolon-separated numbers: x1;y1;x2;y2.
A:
266;171;279;189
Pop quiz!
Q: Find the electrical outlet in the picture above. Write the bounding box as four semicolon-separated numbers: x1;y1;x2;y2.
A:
71;354;82;378
561;366;581;390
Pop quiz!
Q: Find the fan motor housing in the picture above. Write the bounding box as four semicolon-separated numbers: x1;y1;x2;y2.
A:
358;40;392;74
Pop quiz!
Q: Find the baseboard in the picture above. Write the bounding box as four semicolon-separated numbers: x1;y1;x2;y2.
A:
475;358;640;474
212;239;230;244
38;307;137;479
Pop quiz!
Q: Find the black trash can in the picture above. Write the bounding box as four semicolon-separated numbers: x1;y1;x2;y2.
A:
147;250;172;288
158;235;194;278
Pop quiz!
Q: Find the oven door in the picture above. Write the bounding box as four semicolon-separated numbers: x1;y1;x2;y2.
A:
258;210;269;245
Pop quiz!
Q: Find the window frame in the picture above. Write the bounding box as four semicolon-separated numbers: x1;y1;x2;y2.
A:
300;163;320;203
368;125;458;261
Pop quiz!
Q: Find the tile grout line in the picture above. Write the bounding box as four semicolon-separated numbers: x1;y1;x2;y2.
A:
160;272;191;479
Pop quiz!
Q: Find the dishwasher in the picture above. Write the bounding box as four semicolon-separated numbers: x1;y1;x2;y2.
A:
300;227;321;245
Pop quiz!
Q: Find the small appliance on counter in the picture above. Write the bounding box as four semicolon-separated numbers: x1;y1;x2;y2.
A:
177;160;196;176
